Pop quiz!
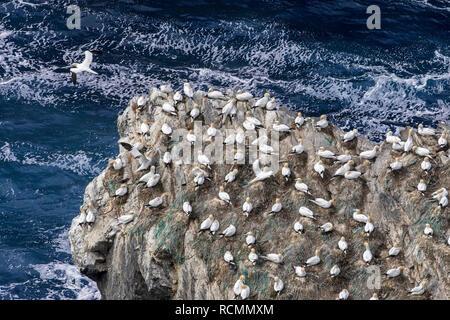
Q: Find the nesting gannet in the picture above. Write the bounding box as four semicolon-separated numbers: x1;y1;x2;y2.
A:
259;144;275;154
386;266;404;278
389;157;403;171
233;275;245;297
146;174;161;188
424;223;433;237
364;217;375;236
295;112;305;128
248;160;274;185
418;124;435;136
317;147;336;159
315;115;328;129
223;133;235;146
314;160;325;178
417;179;427;194
243;119;256;131
310;198;334;209
319;222;333;233
160;84;172;93
208;88;225;99
190;104;200;122
146;195;164;208
248;248;258;265
294;221;304;234
234;150;245;163
120;138;144;159
432;188;448;199
330;265;340;278
254;93;270;109
338;237;348;254
236;128;245;145
439;196;448;208
224;251;236;267
335;150;351;163
338;289;349;300
220;224;236;238
299;206;316;220
222;99;237;121
438;133;447;148
369;293;379;300
162;102;177;116
261;253;283;264
114;184;127;197
421;157;431;172
389;243;401;257
194;172;205;190
199;215;214;232
78;206;86;225
386;131;401;144
293;266;306;278
363;242;372;264
344;170;362;180
218;186;232;205
408;280;426;295
242;198;253;217
268;198;282;215
353;209;368;223
183;83;194;98
136;152;152;172
140;120;150;135
182;201;192;216
273;121;291;132
109;158;124;171
392;140;405;151
137;96;147;108
414;146;433;160
197;151;211;169
186;130;196;145
251;134;268;147
245;231;256;247
173;91;182;103
273;277;284;295
281;163;291;181
240;284;250;300
359;145;380;160
343;129;358;142
161;123;173;136
236;90;253;106
404;129;414;152
304;249;320;267
210;219;220;235
295;178;312;195
137;166;156;184
289;138;304;155
207;123;217;138
266;97;278;110
163;151;172;167
70;50;102;85
118;211;135;225
86;204;95;225
225;169;239;184
333;160;354;177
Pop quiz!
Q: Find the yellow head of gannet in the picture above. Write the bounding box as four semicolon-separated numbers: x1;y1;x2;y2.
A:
314;249;319;255
275;198;280;203
297;112;302;117
348;159;355;165
245;197;250;203
283;163;289;168
271;98;276;102
320;115;326;120
250;248;256;253
423;157;429;162
340;236;345;241
264;93;270;97
297;178;303;183
353;129;358;133
355;209;361;214
364;242;369;248
210;122;215;128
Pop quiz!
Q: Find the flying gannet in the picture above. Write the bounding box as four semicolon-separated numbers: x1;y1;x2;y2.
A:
330;265;340;278
314;160;325;178
295;112;305;128
254;93;270;109
338;237;348;254
210;219;220;235
418;124;435;136
295;178;312;195
245;231;255;247
304;249;320;267
386;266;404;278
247;160;274;185
273;277;284;295
242;198;253;217
317;147;336;159
114;184;127;197
363;242;372;265
248;248;258;265
281;163;291;181
299;206;316;220
220;224;236;238
294;221;304;234
310;198;334;209
408;280;426;295
315;115;328;129
70;50;102;85
343;129;358;142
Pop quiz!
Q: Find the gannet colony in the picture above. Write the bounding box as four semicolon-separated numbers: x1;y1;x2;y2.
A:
69;84;449;300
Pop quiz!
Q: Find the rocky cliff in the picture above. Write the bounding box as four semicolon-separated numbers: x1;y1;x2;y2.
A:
69;85;449;300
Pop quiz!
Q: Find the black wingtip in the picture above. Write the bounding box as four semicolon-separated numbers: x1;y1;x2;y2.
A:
90;50;103;54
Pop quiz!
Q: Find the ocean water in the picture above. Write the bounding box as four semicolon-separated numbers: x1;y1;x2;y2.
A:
0;0;448;299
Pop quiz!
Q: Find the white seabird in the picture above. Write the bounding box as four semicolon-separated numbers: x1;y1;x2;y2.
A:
295;112;305;128
389;157;403;171
222;99;237;122
161;123;173;136
114;184;127;197
225;169;239;184
70;50;102;85
240;284;250;300
364;216;375;236
281;163;291;181
236;89;253;102
186;130;196;145
261;253;283;264
160;84;172;93
315;115;328;129
118;211;135;225
273;277;284;295
438;133;447;148
413;146;432;159
248;160;274;185
319;222;333;233
137;166;156;184
162;102;177;116
190;104;200;122
418;124;435;136
210;219;220;235
183;83;194;98
78;206;86;225
86;204;95;225
289;138;304;155
333;160;354;177
343;129;358;142
233;275;245;298
182;201;192;216
199;215;214;232
330;265;340;278
317;147;336;159
245;231;256;247
370;293;379;300
417;179;427;194
299;206;316;220
140;120;150;135
251;134;268;147
136;152;152;172
386;266;404;278
388;243;401;257
144;173;160;188
386;131;401;144
423;223;433;237
208;88;225;99
194;172;205;190
248;248;258;265
309;198;334;209
304;249;320;267
218;186;231;205
293;266;306;278
109;158;124;171
408;280;426;295
242;198;253;217
223;133;235;146
234;150;245;163
266;97;278;110
224;251;236;266
338;289;349;300
146;195;164;208
344;170;362;180
353;209;368;223
294;178;312;195
293;221;304;234
314;160;325;178
254;93;270;109
404;128;414;152
268;198;282;215
439;196;448;208
197;151;211;169
207;123;217;138
273;121;291;132
220;224;236;238
421;157;431;172
119;138;144;159
338;237;348;254
236;128;245;145
173;91;183;103
335;150;351;163
363;242;372;265
163;151;172;167
359;145;380;160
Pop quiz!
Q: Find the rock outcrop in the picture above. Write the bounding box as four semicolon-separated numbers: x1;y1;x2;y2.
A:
69;86;449;300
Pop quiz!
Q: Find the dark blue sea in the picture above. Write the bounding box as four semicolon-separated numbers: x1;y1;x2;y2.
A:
0;0;448;299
